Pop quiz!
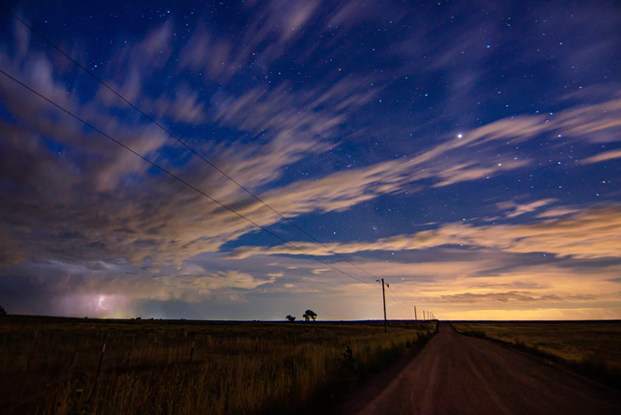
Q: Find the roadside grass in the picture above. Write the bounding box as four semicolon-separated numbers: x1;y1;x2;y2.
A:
451;321;621;389
0;316;436;415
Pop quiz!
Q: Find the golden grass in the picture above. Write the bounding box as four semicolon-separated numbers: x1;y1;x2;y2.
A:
452;321;621;386
0;316;436;414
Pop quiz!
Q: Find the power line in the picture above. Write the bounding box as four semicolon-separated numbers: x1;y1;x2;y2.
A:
386;284;417;312
0;68;374;286
387;285;411;306
0;5;386;284
386;289;412;311
2;6;428;308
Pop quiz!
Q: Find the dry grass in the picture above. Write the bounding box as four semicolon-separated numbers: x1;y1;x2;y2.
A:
452;321;621;387
0;316;436;414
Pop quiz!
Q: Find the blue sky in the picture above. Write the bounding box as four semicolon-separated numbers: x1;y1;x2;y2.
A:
0;0;620;320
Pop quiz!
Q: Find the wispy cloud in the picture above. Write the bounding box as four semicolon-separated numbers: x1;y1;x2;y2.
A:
178;0;321;82
435;291;601;304
580;149;621;164
226;205;621;260
535;207;581;218
153;270;277;300
1;2;621;320
497;198;557;218
97;21;174;105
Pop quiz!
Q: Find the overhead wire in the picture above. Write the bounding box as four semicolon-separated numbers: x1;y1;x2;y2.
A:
1;68;430;319
385;288;412;311
1;6;430;307
387;284;412;306
0;68;374;286
0;5;387;285
385;283;432;319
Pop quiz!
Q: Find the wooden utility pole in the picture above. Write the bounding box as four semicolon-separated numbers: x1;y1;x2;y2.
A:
377;279;387;333
414;306;417;321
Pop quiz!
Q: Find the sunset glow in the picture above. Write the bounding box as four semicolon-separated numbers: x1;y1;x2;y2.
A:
0;0;620;321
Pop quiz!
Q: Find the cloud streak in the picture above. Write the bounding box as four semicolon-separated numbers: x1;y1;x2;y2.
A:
497;199;557;218
581;149;621;164
1;1;620;320
226;205;621;260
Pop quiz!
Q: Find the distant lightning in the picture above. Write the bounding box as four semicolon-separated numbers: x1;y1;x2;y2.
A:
98;295;109;310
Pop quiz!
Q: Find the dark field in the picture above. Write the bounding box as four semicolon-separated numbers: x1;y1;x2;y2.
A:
0;316;436;415
451;321;621;387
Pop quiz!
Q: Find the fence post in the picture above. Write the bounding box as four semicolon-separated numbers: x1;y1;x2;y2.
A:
95;341;106;386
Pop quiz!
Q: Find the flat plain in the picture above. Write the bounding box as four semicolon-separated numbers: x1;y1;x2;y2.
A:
0;316;435;415
451;320;621;387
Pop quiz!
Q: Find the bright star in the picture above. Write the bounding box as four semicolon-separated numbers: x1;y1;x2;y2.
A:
457;133;463;138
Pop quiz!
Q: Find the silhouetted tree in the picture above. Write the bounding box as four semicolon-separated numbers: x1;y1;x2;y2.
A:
286;315;296;322
0;305;6;317
303;309;317;321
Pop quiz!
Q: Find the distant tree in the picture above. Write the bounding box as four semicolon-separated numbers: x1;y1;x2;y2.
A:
0;305;6;317
286;315;296;322
303;309;317;322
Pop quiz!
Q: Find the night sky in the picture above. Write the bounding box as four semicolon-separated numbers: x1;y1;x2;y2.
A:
0;0;620;320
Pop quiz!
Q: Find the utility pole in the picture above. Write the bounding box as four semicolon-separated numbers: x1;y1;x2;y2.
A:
377;279;388;333
414;306;417;321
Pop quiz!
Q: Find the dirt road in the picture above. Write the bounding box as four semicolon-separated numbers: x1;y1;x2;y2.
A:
344;322;620;415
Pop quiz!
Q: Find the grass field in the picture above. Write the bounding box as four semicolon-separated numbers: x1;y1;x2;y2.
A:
451;321;621;387
0;316;436;415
